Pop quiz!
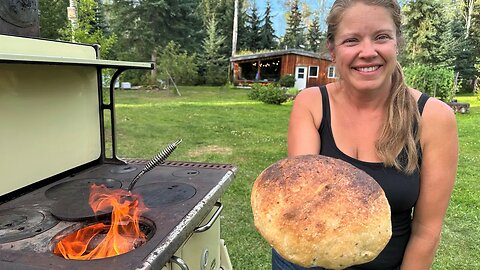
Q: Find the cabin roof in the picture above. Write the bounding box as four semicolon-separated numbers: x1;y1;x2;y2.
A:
230;49;332;62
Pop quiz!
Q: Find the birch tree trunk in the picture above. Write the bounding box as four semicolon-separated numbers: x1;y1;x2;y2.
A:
151;48;157;84
232;0;238;56
465;0;474;38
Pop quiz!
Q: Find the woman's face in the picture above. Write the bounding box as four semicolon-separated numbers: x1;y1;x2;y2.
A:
331;2;398;93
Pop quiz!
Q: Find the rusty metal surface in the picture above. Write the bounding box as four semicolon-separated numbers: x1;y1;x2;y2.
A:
0;0;39;37
0;161;237;269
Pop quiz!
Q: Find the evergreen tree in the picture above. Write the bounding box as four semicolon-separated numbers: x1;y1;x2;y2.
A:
402;0;451;66
200;0;249;62
259;0;277;50
306;12;323;52
246;2;262;51
236;0;250;51
211;0;234;57
467;0;480;79
107;0;202;59
93;0;111;35
201;14;228;85
451;7;478;92
282;0;305;49
106;0;202;83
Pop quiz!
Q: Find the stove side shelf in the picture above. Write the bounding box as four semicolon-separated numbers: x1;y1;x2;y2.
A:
0;52;154;69
0;34;154;197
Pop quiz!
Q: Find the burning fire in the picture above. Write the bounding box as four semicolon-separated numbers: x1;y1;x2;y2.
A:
54;184;149;260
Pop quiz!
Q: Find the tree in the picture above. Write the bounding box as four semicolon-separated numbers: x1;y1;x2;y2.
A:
106;0;202;83
156;41;198;86
93;0;111;36
464;0;476;38
282;0;305;49
232;0;239;56
38;0;69;40
402;0;452;66
306;12;323;52
404;64;455;101
444;0;480;93
245;2;262;51
200;14;228;85
236;0;250;51
60;0;117;57
466;0;480;90
259;0;277;50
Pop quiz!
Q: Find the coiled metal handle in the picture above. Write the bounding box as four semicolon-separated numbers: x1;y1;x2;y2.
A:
127;139;182;191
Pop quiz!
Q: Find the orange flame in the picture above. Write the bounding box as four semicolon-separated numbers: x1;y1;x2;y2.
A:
54;184;148;260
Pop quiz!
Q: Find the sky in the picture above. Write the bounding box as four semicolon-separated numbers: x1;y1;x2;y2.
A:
256;0;334;36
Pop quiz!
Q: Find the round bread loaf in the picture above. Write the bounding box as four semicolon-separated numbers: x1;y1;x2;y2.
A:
251;155;392;269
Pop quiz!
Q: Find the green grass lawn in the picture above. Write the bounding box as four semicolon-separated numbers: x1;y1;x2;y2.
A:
112;86;479;270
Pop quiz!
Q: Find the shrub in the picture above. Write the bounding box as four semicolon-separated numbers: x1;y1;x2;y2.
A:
247;83;289;105
157;41;199;86
247;83;262;100
278;74;296;87
403;64;454;101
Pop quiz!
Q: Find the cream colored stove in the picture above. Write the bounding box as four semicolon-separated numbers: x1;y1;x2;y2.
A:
0;34;235;270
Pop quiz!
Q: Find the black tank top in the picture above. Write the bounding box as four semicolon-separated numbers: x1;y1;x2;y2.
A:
318;85;429;270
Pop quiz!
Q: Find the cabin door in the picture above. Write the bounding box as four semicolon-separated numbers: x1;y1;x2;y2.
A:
294;66;307;89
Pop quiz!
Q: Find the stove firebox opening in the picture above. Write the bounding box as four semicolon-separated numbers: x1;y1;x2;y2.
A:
51;184;154;260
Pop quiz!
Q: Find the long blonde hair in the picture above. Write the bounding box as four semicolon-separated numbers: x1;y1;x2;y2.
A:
326;0;421;174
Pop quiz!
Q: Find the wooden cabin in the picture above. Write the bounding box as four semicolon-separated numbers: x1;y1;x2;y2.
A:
230;49;336;89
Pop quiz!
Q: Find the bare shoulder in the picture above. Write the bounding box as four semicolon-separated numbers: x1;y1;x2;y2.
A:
290;86;325;131
409;88;456;123
294;86;322;104
409;88;458;148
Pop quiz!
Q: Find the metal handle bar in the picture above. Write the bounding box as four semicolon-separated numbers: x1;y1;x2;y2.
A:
193;202;223;233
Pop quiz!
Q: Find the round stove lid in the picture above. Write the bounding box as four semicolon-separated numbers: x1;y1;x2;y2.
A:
46;178;122;222
0;208;58;243
0;0;38;27
45;178;122;200
134;182;197;208
50;196;112;222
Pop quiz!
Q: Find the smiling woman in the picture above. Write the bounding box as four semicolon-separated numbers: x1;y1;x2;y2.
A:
328;1;399;94
281;0;459;270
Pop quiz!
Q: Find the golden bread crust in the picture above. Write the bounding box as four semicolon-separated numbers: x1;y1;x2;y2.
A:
251;155;392;269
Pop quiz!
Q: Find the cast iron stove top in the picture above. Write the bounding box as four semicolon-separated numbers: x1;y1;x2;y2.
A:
0;160;236;270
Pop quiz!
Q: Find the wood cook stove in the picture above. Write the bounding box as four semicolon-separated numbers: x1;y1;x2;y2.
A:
0;34;236;270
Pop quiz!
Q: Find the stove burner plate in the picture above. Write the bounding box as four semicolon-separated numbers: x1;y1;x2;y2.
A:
46;179;122;222
50;197;112;222
134;183;197;207
45;178;122;200
0;208;58;243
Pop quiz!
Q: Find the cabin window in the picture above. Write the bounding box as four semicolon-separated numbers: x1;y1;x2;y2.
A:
309;66;319;78
327;66;336;78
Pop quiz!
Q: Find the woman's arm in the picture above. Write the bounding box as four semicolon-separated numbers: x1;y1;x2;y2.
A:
287;87;323;157
400;98;458;270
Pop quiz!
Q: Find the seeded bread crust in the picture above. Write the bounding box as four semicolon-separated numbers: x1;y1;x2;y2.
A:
251;155;392;269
